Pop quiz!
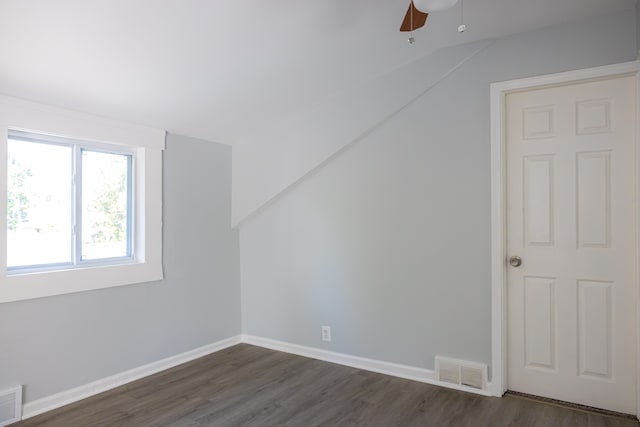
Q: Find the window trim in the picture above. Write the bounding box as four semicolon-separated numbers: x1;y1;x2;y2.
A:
0;95;165;303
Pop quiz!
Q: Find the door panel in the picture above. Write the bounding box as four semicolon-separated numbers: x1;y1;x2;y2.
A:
523;276;556;371
506;75;636;414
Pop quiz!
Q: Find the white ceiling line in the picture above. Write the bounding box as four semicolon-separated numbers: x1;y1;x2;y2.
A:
233;39;495;229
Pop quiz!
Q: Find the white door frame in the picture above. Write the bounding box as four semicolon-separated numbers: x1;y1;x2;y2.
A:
490;60;640;416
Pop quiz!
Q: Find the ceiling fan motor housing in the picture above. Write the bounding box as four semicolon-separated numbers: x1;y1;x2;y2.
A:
413;0;459;12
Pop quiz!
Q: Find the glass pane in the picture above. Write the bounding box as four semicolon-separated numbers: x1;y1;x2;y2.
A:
7;139;73;267
81;150;131;260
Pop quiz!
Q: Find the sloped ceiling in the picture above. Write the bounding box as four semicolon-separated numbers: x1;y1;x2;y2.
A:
0;0;635;145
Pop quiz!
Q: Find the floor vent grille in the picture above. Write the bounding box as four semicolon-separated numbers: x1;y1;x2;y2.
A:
0;386;22;427
435;357;487;390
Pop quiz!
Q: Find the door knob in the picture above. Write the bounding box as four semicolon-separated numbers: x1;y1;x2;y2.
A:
509;256;522;267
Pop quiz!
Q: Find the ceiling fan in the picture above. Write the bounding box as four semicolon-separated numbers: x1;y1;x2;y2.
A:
400;0;464;42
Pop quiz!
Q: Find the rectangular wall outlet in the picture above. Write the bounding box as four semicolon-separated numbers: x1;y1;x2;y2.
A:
321;326;331;342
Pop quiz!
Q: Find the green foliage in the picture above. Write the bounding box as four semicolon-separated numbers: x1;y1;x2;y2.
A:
86;154;128;244
8;148;129;246
7;155;32;231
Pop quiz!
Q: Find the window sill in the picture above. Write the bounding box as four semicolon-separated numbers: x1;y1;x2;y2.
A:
0;260;163;303
7;257;138;276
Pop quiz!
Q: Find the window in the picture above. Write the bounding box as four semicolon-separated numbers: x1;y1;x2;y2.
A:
8;131;133;271
0;95;164;303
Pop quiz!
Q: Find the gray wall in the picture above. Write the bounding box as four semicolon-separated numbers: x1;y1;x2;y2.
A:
239;12;637;372
637;0;640;56
0;134;241;403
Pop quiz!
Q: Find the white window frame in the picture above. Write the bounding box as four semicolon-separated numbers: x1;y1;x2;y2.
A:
8;131;136;272
0;95;165;303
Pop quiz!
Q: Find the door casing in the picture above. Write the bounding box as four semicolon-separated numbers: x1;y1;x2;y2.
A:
490;60;640;417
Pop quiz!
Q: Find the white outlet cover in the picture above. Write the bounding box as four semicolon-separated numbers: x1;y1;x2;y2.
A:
321;326;331;341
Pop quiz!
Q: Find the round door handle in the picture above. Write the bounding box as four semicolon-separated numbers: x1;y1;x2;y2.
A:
509;256;522;267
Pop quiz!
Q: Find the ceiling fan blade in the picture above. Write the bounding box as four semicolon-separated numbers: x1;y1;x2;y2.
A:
400;2;428;32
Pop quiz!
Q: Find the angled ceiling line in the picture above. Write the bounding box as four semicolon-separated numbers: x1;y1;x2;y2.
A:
233;39;495;229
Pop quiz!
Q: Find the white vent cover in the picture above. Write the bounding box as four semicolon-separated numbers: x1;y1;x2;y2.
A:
0;386;22;427
435;356;487;390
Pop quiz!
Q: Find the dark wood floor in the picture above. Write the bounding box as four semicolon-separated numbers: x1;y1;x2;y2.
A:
16;344;639;427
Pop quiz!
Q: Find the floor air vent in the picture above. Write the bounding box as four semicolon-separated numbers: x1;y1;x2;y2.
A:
435;356;487;390
0;386;22;427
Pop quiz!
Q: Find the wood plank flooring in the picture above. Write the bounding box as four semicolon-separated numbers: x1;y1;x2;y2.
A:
16;344;640;427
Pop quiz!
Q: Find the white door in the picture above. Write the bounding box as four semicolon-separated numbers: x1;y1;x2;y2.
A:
506;75;637;414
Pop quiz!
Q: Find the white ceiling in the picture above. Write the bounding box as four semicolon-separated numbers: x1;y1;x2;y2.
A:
0;0;634;145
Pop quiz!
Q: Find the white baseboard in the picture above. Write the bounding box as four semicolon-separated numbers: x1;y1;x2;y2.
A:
22;333;493;421
241;335;493;397
22;335;242;420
